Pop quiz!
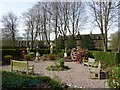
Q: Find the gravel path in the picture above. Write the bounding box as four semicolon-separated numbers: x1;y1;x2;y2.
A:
2;61;106;88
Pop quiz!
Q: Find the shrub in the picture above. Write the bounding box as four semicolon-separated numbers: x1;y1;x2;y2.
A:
57;53;64;58
2;49;50;60
80;35;95;50
91;51;116;66
48;54;56;60
39;49;50;55
53;49;64;54
66;36;76;49
24;54;32;61
3;55;13;64
2;71;63;89
115;53;120;64
2;49;28;57
28;52;35;58
46;58;69;71
66;49;71;56
108;66;120;88
58;58;64;68
87;51;94;59
49;75;62;89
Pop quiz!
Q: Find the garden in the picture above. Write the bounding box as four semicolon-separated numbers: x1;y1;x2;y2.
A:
1;1;120;89
1;47;120;88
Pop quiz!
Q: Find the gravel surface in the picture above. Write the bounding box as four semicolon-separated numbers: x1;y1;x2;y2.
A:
2;61;106;88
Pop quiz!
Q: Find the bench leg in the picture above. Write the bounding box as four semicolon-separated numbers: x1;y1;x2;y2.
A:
98;72;100;80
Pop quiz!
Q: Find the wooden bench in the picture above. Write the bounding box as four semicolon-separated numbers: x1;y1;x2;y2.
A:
89;61;101;79
11;60;34;75
83;58;95;67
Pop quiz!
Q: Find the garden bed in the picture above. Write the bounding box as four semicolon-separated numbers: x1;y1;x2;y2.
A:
2;71;64;89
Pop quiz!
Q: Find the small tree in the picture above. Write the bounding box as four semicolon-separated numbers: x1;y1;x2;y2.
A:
81;35;95;50
56;36;64;49
66;36;76;49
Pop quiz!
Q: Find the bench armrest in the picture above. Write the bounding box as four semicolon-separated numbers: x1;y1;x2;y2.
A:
83;59;88;62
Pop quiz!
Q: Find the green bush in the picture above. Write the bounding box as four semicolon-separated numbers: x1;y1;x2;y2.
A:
91;51;116;66
108;66;120;88
2;71;62;89
66;36;76;49
57;53;64;58
48;54;56;60
28;52;35;58
3;55;13;64
2;49;28;57
87;51;94;59
53;49;64;54
66;49;71;56
49;76;62;89
56;36;65;49
115;53;120;64
2;49;17;58
46;58;69;71
58;58;64;68
81;35;95;50
24;54;32;61
2;49;50;60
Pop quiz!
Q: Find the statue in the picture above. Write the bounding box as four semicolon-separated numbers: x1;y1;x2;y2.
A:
50;42;53;54
35;46;40;62
27;47;30;53
35;51;40;62
21;50;26;59
64;48;67;58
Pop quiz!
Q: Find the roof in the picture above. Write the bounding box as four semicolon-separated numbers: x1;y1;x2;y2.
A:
75;34;103;40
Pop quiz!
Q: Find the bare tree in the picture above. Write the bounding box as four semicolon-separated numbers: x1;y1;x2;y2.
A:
22;2;87;49
89;0;116;52
22;8;36;49
22;2;53;49
50;2;59;45
56;2;70;48
1;12;18;48
69;2;86;37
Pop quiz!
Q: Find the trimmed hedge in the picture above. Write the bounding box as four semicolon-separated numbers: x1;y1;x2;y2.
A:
52;49;64;54
2;71;63;89
2;49;27;58
2;49;49;58
115;53;120;64
3;55;13;64
91;51;120;66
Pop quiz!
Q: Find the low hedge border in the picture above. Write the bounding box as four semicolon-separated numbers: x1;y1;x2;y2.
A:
90;51;120;67
2;71;63;89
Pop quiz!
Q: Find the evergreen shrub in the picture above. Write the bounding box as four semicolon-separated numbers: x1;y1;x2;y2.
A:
48;54;56;60
28;52;35;58
2;71;62;89
3;55;13;64
108;66;120;88
91;51;116;66
24;54;33;61
58;58;64;68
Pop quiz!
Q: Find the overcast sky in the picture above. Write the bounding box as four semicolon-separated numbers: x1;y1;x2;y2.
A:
0;0;118;40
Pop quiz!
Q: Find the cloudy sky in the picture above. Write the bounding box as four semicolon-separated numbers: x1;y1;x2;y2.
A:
0;0;40;37
0;0;118;40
